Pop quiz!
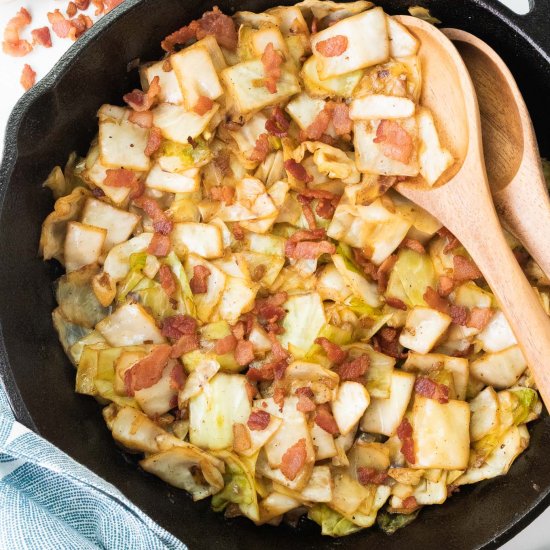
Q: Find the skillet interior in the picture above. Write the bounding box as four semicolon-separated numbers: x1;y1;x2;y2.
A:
1;0;550;548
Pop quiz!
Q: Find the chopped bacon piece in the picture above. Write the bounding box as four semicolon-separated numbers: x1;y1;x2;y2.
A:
210;185;235;204
449;304;469;326
31;27;52;48
285;240;336;259
467;307;494;330
296;392;316;413
232;223;245;241
376;254;398;293
402;238;426;254
438;275;454;297
245;381;257;402
302;107;331;141
159;265;177;297
104;168;144;200
193;95;214;115
124;75;161;112
231;321;246;341
338;354;369;380
269;331;290;362
235;340;255;366
161;314;197;340
70;13;94;39
357;467;389;486
3;7;32;57
288;228;326;243
20;64;36;91
315;199;336;220
373;327;405;359
47;10;77;40
330;102;352;136
280;438;307;481
147;232;171;257
75;0;91;9
315;35;348;57
261;42;283;94
273;360;288;380
386;297;407;310
374;120;414;164
104;0;124;12
255;293;288;332
248;409;270;431
295;386;315;399
265;106;290;137
315;404;339;435
315;337;348;364
273;386;286;410
296;194;317;230
214;334;238;355
124;344;172;396
145;127;163;157
284;159;312;183
250;133;270;162
67;2;78;17
161;20;198;52
415;377;449;404
190;265;211;294
134;196;173;234
423;286;449;314
214;150;231;176
169;362;186;391
170;333;200;357
396;418;416;464
453;255;483;283
92;0;105;16
402;496;419;511
438;227;461;253
128;110;153;128
246;363;274;382
233;423;251;452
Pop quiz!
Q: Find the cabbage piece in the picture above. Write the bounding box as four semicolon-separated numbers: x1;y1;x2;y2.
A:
140;445;225;501
332;254;381;307
103;233;153;281
470;346;526;389
141;59;184;104
56;264;110;328
329;470;373;516
238;410;283;458
477;311;517;352
328;199;412;264
361;370;414;436
447;282;493;340
301;56;363;98
412;395;471;469
98;105;150;171
296;0;372;21
348;441;390;476
40;187;90;262
163;251;196;317
146;164;200;194
189;373;252;450
279;292;326;356
68;329;106;365
469;386;500;442
377;509;420;535
387;16;419;57
316;264;353;303
285;93;326;130
399;307;452;354
230;113;269;161
332;382;370;435
272;465;333;504
80;198;140;252
283;361;340;404
52;308;93;359
216;275;259;324
221;60;300;114
96;302;165;346
133;359;179;417
134;282;181;322
157;139;212;173
211;451;260;522
308;504;363;537
180;358;220;403
350;95;415;121
258;492;302;525
311;8;388;79
153;102;219;144
171;222;224;259
43;152;86;199
242;251;285;287
311;422;337;460
64;222;106;273
509;387;540;425
408;6;441;24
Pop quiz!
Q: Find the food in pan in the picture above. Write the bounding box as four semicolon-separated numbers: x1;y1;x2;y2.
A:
40;0;544;536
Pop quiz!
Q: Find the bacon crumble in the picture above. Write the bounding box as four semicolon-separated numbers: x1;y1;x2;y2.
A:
193;95;214;115
190;265;211;294
314;404;339;435
315;35;348;57
3;7;32;57
31;27;52;48
396;418;416;464
338;354;369;380
147;232;171;257
124;344;172;396
145;127;163;157
284;159;313;183
357;467;389;486
261;42;283;94
20;64;36;91
315;337;348;364
280;438;307;481
414;377;449;404
374;120;413;164
247;409;270;431
124;76;161;112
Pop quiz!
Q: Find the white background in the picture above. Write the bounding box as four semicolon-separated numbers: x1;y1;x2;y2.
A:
0;0;547;548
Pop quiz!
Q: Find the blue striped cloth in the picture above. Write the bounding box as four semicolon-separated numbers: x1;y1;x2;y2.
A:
0;381;186;550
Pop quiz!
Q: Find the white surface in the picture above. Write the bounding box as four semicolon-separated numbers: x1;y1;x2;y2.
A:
0;0;548;548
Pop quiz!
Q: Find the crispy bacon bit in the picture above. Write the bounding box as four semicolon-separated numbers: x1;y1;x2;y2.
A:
147;232;171;257
262;42;283;94
467;307;494;330
91;187;105;198
214;334;238;355
376;254;398;293
284;159;312;183
47;9;72;39
286;240;336;260
20;64;36;91
75;0;91;9
145;127;163;157
415;377;449;404
273;359;288;380
92;0;105;16
270;331;291;362
449;304;469;326
396;418;416;464
245;381;257;403
302;107;331;141
330;102;352;136
159;265;177;297
315;199;336;220
134;196;173;234
438;275;454;297
193;95;214;115
338;354;369;380
3;7;32;57
280;438;307;481
235;340;255;366
423;286;449;314
232;223;245;241
104;168;144;200
315;35;348;57
288;228;326;243
210;185;235;205
231;321;246;341
248;409;270;431
295;386;315;400
273;386;286;410
104;0;124;12
124;75;161;112
374;120;413;164
297;194;317;230
189;265;211;294
402;496;419;511
169;362;186;391
246;363;273;382
265;106;290;137
357;467;389;486
161;20;198;52
254;292;288;332
373;327;405;359
402;238;426;254
128;109;153;128
453;255;483;283
438;227;461;253
296;390;316;412
386;297;407;310
161;314;197;340
233;423;251;453
250;133;270;162
214;150;231;176
315;337;348;364
31;27;52;48
67;2;78;17
171;333;200;357
124;344;172;396
315;404;339;435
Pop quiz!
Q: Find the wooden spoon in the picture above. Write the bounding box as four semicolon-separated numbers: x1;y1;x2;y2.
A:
394;15;550;407
443;27;550;279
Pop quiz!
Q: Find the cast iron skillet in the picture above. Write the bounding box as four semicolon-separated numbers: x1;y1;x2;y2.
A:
1;0;550;548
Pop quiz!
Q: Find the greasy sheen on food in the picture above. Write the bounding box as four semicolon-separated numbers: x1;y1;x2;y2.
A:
40;1;543;537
